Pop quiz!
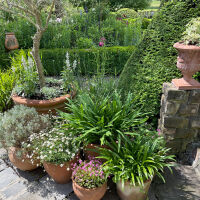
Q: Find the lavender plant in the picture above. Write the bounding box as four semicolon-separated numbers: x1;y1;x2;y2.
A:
0;105;50;152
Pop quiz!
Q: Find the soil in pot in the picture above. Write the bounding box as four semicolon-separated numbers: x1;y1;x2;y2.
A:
8;147;39;171
117;179;152;200
73;180;107;200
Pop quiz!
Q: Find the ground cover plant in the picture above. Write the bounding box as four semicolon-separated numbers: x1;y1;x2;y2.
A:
119;0;200;126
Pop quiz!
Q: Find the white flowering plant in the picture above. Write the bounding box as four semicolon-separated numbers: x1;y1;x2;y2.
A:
61;52;78;92
29;120;80;165
0;105;50;156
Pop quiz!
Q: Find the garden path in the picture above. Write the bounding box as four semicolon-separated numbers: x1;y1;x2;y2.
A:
0;148;200;200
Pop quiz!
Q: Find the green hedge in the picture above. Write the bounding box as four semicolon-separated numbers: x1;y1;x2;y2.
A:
0;46;135;76
119;0;200;126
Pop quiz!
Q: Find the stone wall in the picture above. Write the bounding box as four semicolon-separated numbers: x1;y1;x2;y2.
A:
159;83;200;154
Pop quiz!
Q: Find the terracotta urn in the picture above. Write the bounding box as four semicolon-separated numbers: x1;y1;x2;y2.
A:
8;147;39;171
73;180;107;200
5;32;19;50
117;179;152;200
12;91;76;115
172;42;200;90
43;157;78;184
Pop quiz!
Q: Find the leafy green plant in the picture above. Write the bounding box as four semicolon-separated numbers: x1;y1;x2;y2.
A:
60;79;148;145
0;105;50;151
12;50;38;98
29;120;79;165
182;17;200;46
0;69;15;112
116;8;139;19
99;129;175;187
119;0;200;126
72;159;107;189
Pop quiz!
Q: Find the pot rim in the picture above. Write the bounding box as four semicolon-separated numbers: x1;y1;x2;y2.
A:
72;179;107;191
12;90;76;107
5;32;15;35
174;42;200;50
117;178;152;187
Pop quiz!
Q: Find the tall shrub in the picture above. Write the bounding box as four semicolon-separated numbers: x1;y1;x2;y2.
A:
118;0;200;125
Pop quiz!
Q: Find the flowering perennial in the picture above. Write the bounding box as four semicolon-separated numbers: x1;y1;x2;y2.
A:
72;159;107;189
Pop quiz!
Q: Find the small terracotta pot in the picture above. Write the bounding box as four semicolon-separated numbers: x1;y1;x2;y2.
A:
43;156;78;184
73;180;107;200
84;144;109;161
8;147;39;171
117;179;152;200
172;42;200;90
12;91;76;115
5;32;19;50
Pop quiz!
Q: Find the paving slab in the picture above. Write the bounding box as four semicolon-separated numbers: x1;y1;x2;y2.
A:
149;164;200;200
40;175;73;200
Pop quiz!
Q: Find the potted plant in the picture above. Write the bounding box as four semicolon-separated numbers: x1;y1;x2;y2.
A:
0;2;76;114
172;17;200;89
60;76;147;159
0;105;50;171
72;159;107;200
99;129;175;200
11;50;76;115
30;119;80;184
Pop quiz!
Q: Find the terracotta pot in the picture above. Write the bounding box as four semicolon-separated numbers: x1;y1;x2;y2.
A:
73;180;107;200
117;179;152;200
12;91;76;115
43;156;78;184
172;42;200;90
8;147;39;171
84;144;109;161
5;32;19;50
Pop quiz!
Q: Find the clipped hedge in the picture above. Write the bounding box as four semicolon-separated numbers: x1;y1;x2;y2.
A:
119;0;200;125
0;46;135;76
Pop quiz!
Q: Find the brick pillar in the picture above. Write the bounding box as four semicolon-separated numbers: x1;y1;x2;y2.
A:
159;83;200;154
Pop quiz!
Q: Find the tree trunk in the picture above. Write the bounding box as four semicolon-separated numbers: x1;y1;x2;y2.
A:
32;31;45;88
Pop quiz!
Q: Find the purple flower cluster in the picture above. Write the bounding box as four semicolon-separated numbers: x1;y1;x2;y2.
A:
72;158;106;189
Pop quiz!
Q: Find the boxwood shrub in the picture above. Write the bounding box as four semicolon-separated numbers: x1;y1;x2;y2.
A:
119;0;200;126
0;46;135;76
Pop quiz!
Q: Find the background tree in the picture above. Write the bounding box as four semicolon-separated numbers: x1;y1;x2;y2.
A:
0;0;56;88
69;0;152;11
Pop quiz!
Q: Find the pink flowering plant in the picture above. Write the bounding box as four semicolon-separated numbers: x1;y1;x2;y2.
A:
72;159;107;189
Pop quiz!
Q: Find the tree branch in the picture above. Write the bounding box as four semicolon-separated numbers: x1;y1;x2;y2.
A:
0;6;39;28
7;3;35;16
44;0;56;31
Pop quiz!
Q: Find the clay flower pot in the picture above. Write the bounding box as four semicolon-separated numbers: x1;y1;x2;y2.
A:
117;179;152;200
172;42;200;90
43;157;78;184
73;180;107;200
5;32;19;51
8;147;39;171
12;91;76;115
84;144;109;160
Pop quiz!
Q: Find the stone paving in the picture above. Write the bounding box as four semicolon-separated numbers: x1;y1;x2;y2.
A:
0;148;200;200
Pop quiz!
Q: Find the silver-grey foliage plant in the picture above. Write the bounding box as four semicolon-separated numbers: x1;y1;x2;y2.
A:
0;105;50;149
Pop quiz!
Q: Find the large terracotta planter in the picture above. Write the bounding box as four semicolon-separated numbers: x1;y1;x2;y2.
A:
172;42;200;90
43;157;78;184
84;144;109;161
117;179;152;200
5;32;19;50
12;91;76;115
73;180;107;200
8;147;39;171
